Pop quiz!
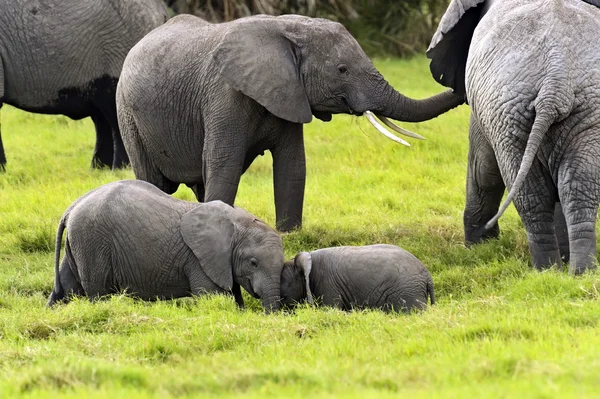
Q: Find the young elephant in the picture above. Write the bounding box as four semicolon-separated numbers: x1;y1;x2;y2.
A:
280;245;435;312
48;180;284;311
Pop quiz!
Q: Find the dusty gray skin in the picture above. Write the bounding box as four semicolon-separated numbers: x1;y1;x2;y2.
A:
0;0;169;170
116;14;464;232
47;180;284;311
280;245;435;312
427;0;600;274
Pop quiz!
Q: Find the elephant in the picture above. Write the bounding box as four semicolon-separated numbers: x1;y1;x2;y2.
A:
427;0;600;274
0;0;169;171
47;180;285;311
116;14;465;232
280;245;435;312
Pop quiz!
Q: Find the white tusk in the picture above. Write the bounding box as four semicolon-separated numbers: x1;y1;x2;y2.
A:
364;111;411;146
376;115;426;140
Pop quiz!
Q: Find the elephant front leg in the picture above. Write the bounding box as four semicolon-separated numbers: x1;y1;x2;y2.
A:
272;124;306;232
202;137;245;206
464;116;505;245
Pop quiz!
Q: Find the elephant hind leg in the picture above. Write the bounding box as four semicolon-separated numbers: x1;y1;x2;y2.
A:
47;241;85;306
557;150;600;275
512;166;561;270
118;106;179;194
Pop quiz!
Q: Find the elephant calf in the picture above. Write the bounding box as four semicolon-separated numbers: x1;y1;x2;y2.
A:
48;180;284;311
280;245;435;312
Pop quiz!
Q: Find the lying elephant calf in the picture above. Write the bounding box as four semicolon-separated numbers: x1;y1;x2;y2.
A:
281;245;435;312
48;180;285;311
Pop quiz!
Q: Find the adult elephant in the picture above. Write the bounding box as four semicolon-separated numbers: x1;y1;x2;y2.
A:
427;0;600;274
0;0;169;170
117;14;465;232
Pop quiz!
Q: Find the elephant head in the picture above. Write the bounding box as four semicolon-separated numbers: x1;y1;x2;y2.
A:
212;15;465;145
280;252;314;308
180;200;284;312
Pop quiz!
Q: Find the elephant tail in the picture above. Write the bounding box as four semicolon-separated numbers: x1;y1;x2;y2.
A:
427;274;435;306
482;107;557;231
48;213;68;306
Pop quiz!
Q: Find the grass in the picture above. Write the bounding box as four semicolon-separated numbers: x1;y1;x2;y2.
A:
0;56;599;398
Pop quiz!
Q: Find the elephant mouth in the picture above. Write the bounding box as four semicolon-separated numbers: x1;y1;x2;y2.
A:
312;110;333;122
340;97;363;116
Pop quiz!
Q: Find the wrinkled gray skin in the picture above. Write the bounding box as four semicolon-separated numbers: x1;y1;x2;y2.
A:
0;0;169;170
117;14;464;232
280;245;435;312
427;0;600;274
47;180;284;311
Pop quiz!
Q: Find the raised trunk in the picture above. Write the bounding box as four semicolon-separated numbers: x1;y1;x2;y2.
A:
376;82;465;123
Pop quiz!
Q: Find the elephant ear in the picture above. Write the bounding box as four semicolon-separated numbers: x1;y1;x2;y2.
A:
582;0;600;8
180;201;235;291
426;0;487;96
295;252;313;304
212;18;312;124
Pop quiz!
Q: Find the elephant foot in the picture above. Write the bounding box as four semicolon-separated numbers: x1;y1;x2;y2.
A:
528;236;562;271
567;237;598;275
91;155;112;170
464;223;500;247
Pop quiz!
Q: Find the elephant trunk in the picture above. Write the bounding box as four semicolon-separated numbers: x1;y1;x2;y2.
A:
361;79;465;145
376;81;465;123
260;283;282;313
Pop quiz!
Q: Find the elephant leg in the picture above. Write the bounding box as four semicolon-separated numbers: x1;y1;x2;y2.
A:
0;63;6;171
464;115;505;245
271;123;306;232
511;166;561;270
119;107;179;194
90;112;114;169
102;103;130;170
91;111;113;169
554;202;570;263
47;243;85;306
202;137;245;205
190;183;205;202
557;152;600;275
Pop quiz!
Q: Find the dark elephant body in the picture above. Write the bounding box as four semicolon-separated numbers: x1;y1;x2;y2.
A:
48;180;285;310
428;0;600;273
281;245;435;312
0;0;169;169
117;14;464;231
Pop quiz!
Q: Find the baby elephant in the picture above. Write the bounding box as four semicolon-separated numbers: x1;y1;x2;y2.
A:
281;245;435;312
48;180;284;311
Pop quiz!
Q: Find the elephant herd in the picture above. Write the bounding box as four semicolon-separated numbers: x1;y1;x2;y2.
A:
2;0;600;313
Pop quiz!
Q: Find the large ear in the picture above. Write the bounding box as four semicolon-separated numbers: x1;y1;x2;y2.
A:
180;201;235;291
295;252;313;304
212;17;312;124
426;0;487;96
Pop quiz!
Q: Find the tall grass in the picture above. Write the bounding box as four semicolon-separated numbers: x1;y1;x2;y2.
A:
0;57;599;398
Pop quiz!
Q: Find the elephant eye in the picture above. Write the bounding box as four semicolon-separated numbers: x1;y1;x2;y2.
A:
337;64;349;75
249;258;259;268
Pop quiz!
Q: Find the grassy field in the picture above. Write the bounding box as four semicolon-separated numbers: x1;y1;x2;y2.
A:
1;56;599;398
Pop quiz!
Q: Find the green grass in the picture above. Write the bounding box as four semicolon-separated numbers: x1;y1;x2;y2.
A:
0;56;599;398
